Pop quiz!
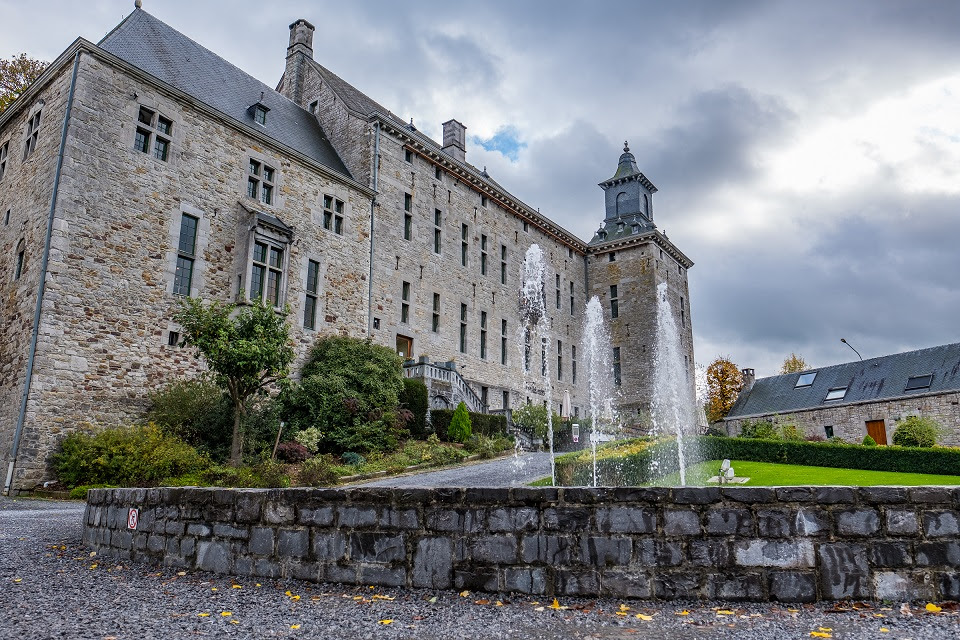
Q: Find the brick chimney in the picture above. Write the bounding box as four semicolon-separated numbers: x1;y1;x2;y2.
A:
442;119;466;162
282;19;315;106
741;368;755;393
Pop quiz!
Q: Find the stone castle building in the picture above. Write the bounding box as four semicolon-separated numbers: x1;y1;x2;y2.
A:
0;7;694;493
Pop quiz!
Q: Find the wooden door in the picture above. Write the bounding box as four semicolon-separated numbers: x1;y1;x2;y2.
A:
866;420;887;445
395;335;413;359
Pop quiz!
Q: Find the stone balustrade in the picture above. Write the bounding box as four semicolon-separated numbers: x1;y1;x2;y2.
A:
83;486;960;602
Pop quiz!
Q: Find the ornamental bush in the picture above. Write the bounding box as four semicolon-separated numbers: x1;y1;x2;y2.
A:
862;435;878;447
274;441;310;463
55;423;207;487
400;378;429;439
512;403;549;440
146;377;233;462
447;402;472;443
892;416;941;448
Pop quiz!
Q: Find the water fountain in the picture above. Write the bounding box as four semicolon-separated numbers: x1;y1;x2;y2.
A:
650;281;697;486
582;296;615;487
517;244;556;485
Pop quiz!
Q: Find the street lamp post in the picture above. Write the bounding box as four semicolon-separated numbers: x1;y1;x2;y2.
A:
841;338;863;361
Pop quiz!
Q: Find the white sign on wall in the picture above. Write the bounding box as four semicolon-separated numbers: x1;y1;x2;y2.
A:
127;508;139;530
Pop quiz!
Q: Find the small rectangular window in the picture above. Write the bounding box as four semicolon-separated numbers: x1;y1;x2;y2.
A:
557;339;563;381
173;214;198;296
134;128;150;153
824;387;847;401
459;303;467;353
570;281;575;315
167;331;180;346
435;166;442;180
404;193;412;212
404;149;413;163
500;245;508;285
905;375;933;391
824;425;834;438
461;224;469;267
480;311;488;359
522;220;528;232
14;247;25;280
795;372;817;388
480;234;488;275
609;251;616;262
613;347;621;387
247;158;276;205
404;214;412;241
481;195;488;207
572;345;577;384
400;281;411;324
254;105;267;125
0;141;8;180
610;284;619;319
133;107;171;162
304;259;320;329
23;111;41;160
432;293;440;333
501;319;508;365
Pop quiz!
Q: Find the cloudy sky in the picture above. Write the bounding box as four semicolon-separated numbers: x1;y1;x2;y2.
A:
3;0;959;377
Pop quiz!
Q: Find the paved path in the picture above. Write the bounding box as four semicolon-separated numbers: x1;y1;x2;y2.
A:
353;452;553;487
2;497;959;638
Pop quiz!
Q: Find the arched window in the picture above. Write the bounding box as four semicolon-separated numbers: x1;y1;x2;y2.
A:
643;193;650;217
616;191;627;216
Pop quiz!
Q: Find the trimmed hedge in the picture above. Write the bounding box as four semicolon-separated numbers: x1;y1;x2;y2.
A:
555;435;960;485
431;409;507;439
400;378;429;439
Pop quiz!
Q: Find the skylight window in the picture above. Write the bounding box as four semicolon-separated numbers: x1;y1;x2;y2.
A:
795;372;817;388
905;374;933;391
824;387;847;401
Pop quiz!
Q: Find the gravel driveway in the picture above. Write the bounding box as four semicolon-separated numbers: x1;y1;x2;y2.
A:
354;452;553;488
2;496;959;639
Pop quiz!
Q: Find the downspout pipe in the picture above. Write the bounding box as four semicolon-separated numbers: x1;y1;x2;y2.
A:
4;51;81;496
366;121;380;337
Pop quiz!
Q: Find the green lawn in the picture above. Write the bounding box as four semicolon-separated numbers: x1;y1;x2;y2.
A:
656;459;960;486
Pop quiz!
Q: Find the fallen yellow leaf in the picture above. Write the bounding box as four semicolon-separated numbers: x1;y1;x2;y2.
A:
619;604;630;612
13;578;22;583
177;572;186;576
311;596;322;601
810;633;832;638
290;595;301;601
373;595;395;601
819;628;832;632
459;591;470;597
926;603;942;613
229;620;238;625
255;583;262;587
211;587;217;592
232;585;242;590
89;564;98;570
616;611;628;617
290;624;301;630
636;614;654;621
89;551;97;557
676;610;690;616
378;619;393;625
495;601;504;607
874;614;884;618
880;628;889;633
285;590;293;597
197;613;210;617
717;610;735;615
549;598;563;610
475;599;490;605
221;612;232;617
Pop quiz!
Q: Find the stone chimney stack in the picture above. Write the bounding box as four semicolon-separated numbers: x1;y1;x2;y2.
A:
741;368;755;393
282;19;315;106
441;119;466;162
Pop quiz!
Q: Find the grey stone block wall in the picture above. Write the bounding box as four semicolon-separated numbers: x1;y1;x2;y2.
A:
85;486;960;602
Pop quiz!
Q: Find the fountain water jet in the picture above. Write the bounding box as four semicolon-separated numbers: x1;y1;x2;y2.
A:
651;281;697;486
582;297;615;487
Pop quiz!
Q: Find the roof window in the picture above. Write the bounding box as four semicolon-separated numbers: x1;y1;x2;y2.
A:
904;374;933;391
795;372;817;388
824;387;847;401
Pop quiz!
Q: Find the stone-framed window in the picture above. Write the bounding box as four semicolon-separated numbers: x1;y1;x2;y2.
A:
680;296;685;327
401;281;411;324
3;209;9;226
247;158;276;205
557;339;563;381
481;195;488;207
610;284;619;319
134;106;173;162
431;293;440;333
433;209;442;254
572;345;577;384
613;346;622;387
404;192;412;212
243;211;292;308
0;141;8;180
609;251;616;262
173;213;198;296
569;281;575;315
500;245;507;285
480;311;488;360
22;108;41;161
303;259;320;330
501;319;508;366
13;239;25;280
555;274;561;310
322;195;344;234
404;213;412;241
480;234;488;275
435;166;442;181
461;224;469;267
404;149;413;163
523;328;531;372
459;303;467;353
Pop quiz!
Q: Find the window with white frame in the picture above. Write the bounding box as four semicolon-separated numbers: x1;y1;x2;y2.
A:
23;109;41;160
251;241;284;306
0;141;8;180
304;259;320;329
173;213;198;296
247;158;276;205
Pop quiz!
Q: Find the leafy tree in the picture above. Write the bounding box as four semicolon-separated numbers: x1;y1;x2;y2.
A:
512;403;549;439
281;336;407;454
447;401;472;443
400;378;429;439
780;353;809;374
706;356;743;423
174;298;294;466
0;54;47;114
892;416;941;448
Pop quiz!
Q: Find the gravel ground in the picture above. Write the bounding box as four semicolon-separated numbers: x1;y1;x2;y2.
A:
355;452;553;488
2;496;959;639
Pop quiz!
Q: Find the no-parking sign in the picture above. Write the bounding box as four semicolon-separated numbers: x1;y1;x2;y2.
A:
127;508;139;530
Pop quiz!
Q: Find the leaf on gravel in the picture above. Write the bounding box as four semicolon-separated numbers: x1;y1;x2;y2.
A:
809;632;832;638
873;613;884;618
229;620;238;625
716;610;735;615
879;628;889;633
197;613;210;617
474;599;490;605
90;551;97;557
211;587;218;592
221;612;232;617
926;603;942;613
495;601;504;607
618;604;630;612
428;597;438;604
290;624;301;629
13;578;22;583
534;607;545;612
177;572;186;576
548;599;567;610
900;603;912;616
232;585;242;590
372;595;395;601
378;619;393;625
256;583;261;588
89;564;98;570
311;596;322;601
675;610;690;616
818;627;832;632
459;591;470;597
635;614;653;621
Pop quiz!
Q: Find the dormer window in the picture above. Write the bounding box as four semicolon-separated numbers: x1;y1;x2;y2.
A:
249;100;270;126
631;224;639;234
795;372;817;388
824;387;847;401
617;222;624;233
905;375;933;391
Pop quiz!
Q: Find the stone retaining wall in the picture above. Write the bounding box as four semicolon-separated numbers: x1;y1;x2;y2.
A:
84;486;960;602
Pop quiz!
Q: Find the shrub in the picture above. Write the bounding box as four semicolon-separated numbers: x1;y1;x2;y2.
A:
200;461;291;488
892;416;941;448
298;455;339;487
282;336;406;454
703;427;726;437
146;377;233;462
294;427;322;454
275;441;310;463
448;402;472;443
513;403;549;440
464;434;513;459
738;420;777;439
430;409;506;440
341;452;366;467
862;435;878;447
68;484;118;500
55;423;207;488
400;378;429;438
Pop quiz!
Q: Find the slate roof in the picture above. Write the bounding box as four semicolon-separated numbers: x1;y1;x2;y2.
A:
726;342;960;419
98;9;351;178
589;217;657;245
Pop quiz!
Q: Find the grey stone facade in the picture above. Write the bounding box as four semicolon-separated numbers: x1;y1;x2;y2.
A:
84;485;960;602
0;8;695;492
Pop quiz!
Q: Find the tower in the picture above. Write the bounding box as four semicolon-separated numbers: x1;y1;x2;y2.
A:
587;143;695;429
